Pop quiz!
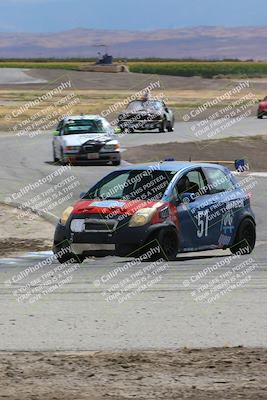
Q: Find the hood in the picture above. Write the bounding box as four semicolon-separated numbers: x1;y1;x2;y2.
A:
62;133;113;147
123;110;160;115
72;199;163;216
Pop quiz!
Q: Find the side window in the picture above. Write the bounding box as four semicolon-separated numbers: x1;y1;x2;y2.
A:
205;168;235;193
175;169;207;195
173;169;208;201
186;170;206;192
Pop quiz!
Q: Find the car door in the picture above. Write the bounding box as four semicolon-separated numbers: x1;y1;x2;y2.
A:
173;168;225;251
203;166;242;248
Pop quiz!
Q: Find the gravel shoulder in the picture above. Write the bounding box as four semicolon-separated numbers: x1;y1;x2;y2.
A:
1;348;266;400
0;203;53;257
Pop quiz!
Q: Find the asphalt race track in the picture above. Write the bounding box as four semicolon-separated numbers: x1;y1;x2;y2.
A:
0;128;266;351
0;68;266;351
0;244;266;351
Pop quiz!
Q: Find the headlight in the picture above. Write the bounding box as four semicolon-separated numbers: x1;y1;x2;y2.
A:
102;143;120;152
60;206;74;225
129;208;156;227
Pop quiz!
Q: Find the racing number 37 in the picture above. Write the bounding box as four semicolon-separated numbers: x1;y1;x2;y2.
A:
197;210;209;238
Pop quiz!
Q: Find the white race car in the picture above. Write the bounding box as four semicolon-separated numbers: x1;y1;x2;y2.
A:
52;115;121;165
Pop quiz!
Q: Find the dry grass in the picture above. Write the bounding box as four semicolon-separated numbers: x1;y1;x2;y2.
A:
0;86;263;133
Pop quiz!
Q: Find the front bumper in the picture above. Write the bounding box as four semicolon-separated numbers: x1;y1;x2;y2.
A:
63;151;120;163
53;216;169;256
258;109;267;116
118;120;162;131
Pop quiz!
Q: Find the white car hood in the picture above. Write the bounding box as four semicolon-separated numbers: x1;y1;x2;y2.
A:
62;134;114;147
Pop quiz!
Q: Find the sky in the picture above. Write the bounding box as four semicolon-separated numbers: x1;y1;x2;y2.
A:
0;0;266;33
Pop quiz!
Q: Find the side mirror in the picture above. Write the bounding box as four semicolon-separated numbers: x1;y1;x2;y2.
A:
79;192;86;199
235;159;249;172
53;130;60;136
114;127;122;134
178;192;195;205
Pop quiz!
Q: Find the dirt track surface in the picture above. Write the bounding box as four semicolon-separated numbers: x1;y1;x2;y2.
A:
1;348;267;400
124;136;267;171
25;69;232;90
0;204;53;257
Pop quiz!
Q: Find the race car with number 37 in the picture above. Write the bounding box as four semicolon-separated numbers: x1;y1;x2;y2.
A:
53;160;256;263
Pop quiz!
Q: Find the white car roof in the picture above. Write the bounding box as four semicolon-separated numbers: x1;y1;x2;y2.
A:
63;115;104;122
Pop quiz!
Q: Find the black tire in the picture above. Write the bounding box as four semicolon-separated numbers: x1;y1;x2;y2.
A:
159;118;167;133
123;127;134;134
230;218;256;255
115;244;135;257
60;148;66;165
167;120;174;132
257;114;263;119
140;228;178;261
53;146;59;162
53;243;85;264
112;159;121;166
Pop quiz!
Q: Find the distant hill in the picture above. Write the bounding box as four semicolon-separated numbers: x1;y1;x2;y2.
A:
0;27;266;59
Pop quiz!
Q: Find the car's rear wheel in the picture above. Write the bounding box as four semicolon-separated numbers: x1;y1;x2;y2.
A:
53;242;85;264
257;113;263;119
230;218;256;255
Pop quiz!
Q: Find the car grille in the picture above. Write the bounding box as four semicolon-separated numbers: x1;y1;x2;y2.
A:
84;218;118;232
83;144;103;153
123;113;161;121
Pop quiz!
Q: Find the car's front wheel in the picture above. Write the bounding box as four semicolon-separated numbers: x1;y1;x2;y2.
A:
257;113;263;119
140;228;178;261
230;218;256;255
167;120;174;132
60;148;66;165
53;242;85;264
159;118;167;133
53;146;59;162
112;159;121;166
123;127;134;134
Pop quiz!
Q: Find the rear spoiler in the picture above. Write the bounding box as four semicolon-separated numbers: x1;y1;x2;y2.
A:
189;159;249;172
164;158;249;172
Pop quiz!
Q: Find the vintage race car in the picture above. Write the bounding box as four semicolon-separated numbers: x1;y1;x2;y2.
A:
53;161;256;263
117;99;174;133
52;115;121;165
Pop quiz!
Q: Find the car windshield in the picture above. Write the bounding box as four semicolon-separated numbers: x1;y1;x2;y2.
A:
63;119;109;135
126;100;163;112
84;169;175;201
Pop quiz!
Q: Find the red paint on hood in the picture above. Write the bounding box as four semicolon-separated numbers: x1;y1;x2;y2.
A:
72;199;161;216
